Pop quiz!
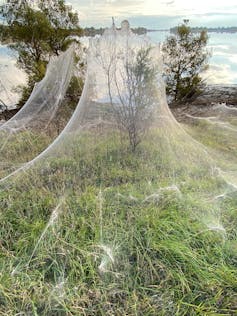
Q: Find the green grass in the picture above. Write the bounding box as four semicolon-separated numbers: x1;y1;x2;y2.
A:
0;130;52;179
184;118;237;172
0;126;237;315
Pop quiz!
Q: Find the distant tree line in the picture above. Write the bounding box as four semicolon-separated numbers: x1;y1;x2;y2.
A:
83;26;147;37
163;21;210;102
171;26;237;34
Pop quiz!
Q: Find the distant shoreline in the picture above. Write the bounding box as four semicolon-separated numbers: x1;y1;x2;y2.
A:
83;26;237;36
169;26;237;34
144;26;237;34
148;28;237;34
1;84;236;120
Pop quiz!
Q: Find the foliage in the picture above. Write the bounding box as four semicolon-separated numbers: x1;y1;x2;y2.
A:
108;47;157;152
37;0;81;55
162;21;210;102
66;75;84;106
0;0;82;106
0;127;237;314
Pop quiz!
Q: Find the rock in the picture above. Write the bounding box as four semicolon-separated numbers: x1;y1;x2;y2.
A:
192;84;237;106
170;84;237;122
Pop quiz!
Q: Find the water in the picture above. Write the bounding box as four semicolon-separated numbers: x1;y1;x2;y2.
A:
207;33;237;84
0;45;26;108
0;31;236;107
148;31;237;84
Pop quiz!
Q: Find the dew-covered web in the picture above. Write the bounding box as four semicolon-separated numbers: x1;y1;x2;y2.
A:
0;46;75;178
0;21;237;312
184;102;237;184
0;75;15;111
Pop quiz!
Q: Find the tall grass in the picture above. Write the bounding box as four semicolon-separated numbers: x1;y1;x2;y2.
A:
0;127;237;315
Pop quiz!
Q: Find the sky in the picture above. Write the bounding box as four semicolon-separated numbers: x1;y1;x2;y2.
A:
67;0;237;28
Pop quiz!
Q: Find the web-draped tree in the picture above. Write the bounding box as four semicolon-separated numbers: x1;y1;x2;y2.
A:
0;0;82;106
95;21;158;152
110;47;158;152
162;21;209;102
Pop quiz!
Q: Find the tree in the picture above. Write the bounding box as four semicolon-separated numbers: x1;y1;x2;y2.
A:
162;21;209;102
0;0;82;106
38;0;80;56
113;47;157;151
92;20;158;152
104;45;157;152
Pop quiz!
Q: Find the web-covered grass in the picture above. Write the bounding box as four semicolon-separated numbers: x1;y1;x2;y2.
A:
0;127;237;315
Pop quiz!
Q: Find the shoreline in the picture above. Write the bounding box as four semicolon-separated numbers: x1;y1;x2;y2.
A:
1;84;237;123
187;84;237;106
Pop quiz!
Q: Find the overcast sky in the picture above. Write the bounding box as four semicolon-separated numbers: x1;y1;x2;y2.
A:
66;0;237;28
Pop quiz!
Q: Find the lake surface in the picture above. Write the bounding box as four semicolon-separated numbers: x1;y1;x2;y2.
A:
0;45;26;108
0;32;237;106
148;31;237;85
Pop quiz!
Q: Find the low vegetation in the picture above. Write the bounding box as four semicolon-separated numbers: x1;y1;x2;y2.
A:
162;21;210;102
0;3;236;316
0;123;237;315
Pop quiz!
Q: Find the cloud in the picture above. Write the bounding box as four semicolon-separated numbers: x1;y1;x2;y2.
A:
168;1;175;5
0;46;26;106
229;55;237;65
162;1;175;6
68;0;145;26
65;0;237;26
202;63;237;84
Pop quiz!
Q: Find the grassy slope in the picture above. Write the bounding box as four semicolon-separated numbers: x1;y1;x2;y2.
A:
0;127;237;315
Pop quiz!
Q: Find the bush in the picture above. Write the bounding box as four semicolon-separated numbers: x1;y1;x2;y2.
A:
162;21;210;102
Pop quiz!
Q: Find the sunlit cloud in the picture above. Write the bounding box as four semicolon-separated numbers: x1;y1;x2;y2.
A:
66;0;237;26
0;47;27;106
203;63;237;84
